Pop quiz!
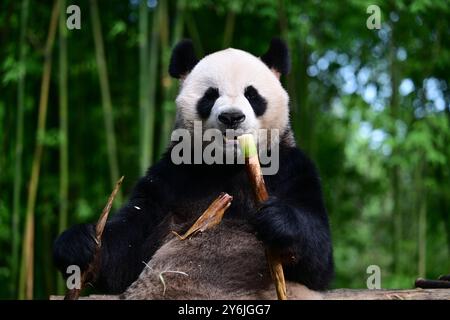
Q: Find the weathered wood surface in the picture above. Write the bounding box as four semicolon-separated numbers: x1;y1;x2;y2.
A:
50;288;450;300
321;288;450;300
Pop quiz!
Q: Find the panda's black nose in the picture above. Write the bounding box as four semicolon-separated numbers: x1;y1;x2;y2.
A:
218;111;246;127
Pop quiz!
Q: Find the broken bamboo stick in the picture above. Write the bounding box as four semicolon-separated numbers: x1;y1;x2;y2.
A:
64;176;124;300
237;134;287;300
172;192;233;240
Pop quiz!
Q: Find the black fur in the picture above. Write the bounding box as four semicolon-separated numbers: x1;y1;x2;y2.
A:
260;37;291;75
54;39;332;295
53;140;334;293
53;224;96;273
244;85;267;116
196;87;220;119
168;39;199;78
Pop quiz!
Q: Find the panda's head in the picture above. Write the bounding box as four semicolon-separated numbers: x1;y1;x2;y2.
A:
169;38;294;151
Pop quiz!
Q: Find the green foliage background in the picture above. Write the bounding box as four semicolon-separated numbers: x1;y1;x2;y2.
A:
0;0;449;299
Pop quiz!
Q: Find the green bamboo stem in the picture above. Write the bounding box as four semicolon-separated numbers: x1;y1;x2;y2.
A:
57;0;69;294
222;10;235;48
90;0;122;202
277;0;302;147
146;10;159;167
389;20;401;275
58;0;68;236
158;0;185;156
147;7;160;166
418;161;427;278
139;0;150;173
184;11;204;57
172;0;185;44
12;0;29;297
18;0;60;300
158;0;171;156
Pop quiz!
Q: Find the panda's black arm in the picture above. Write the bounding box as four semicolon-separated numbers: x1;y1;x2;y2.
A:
253;148;334;290
53;176;169;294
95;193;168;293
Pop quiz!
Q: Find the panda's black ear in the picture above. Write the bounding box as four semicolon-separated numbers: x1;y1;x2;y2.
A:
260;38;291;76
169;39;199;79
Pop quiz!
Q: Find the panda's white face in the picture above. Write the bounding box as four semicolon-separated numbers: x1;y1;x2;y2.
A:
174;48;289;145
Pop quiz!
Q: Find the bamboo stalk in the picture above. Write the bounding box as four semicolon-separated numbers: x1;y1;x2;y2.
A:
90;0;122;202
158;0;171;156
277;0;302;148
148;8;160;163
418;164;427;278
158;0;185;156
389;19;402;275
65;176;124;300
222;10;235;48
58;0;69;239
184;11;204;57
57;0;69;294
146;7;160;166
139;0;150;174
415;278;450;289
238;134;287;300
172;193;233;240
12;0;29;297
172;0;185;43
18;0;60;300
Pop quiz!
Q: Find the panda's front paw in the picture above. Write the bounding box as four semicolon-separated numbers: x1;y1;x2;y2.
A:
251;197;298;250
53;223;97;277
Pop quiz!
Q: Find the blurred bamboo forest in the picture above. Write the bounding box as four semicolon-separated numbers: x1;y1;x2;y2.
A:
0;0;449;299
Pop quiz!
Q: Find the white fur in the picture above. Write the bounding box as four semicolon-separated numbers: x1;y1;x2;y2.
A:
175;48;290;142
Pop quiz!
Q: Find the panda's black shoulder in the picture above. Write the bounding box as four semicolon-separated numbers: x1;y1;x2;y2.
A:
270;145;326;209
128;153;175;202
278;145;321;182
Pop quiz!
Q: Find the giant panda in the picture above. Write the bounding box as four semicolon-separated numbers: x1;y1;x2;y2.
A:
53;38;334;299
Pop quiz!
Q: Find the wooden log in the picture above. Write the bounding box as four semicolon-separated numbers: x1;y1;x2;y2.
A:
322;288;450;300
50;288;450;300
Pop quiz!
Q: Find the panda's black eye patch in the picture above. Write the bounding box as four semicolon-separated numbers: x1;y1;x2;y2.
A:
197;87;219;119
244;86;267;117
